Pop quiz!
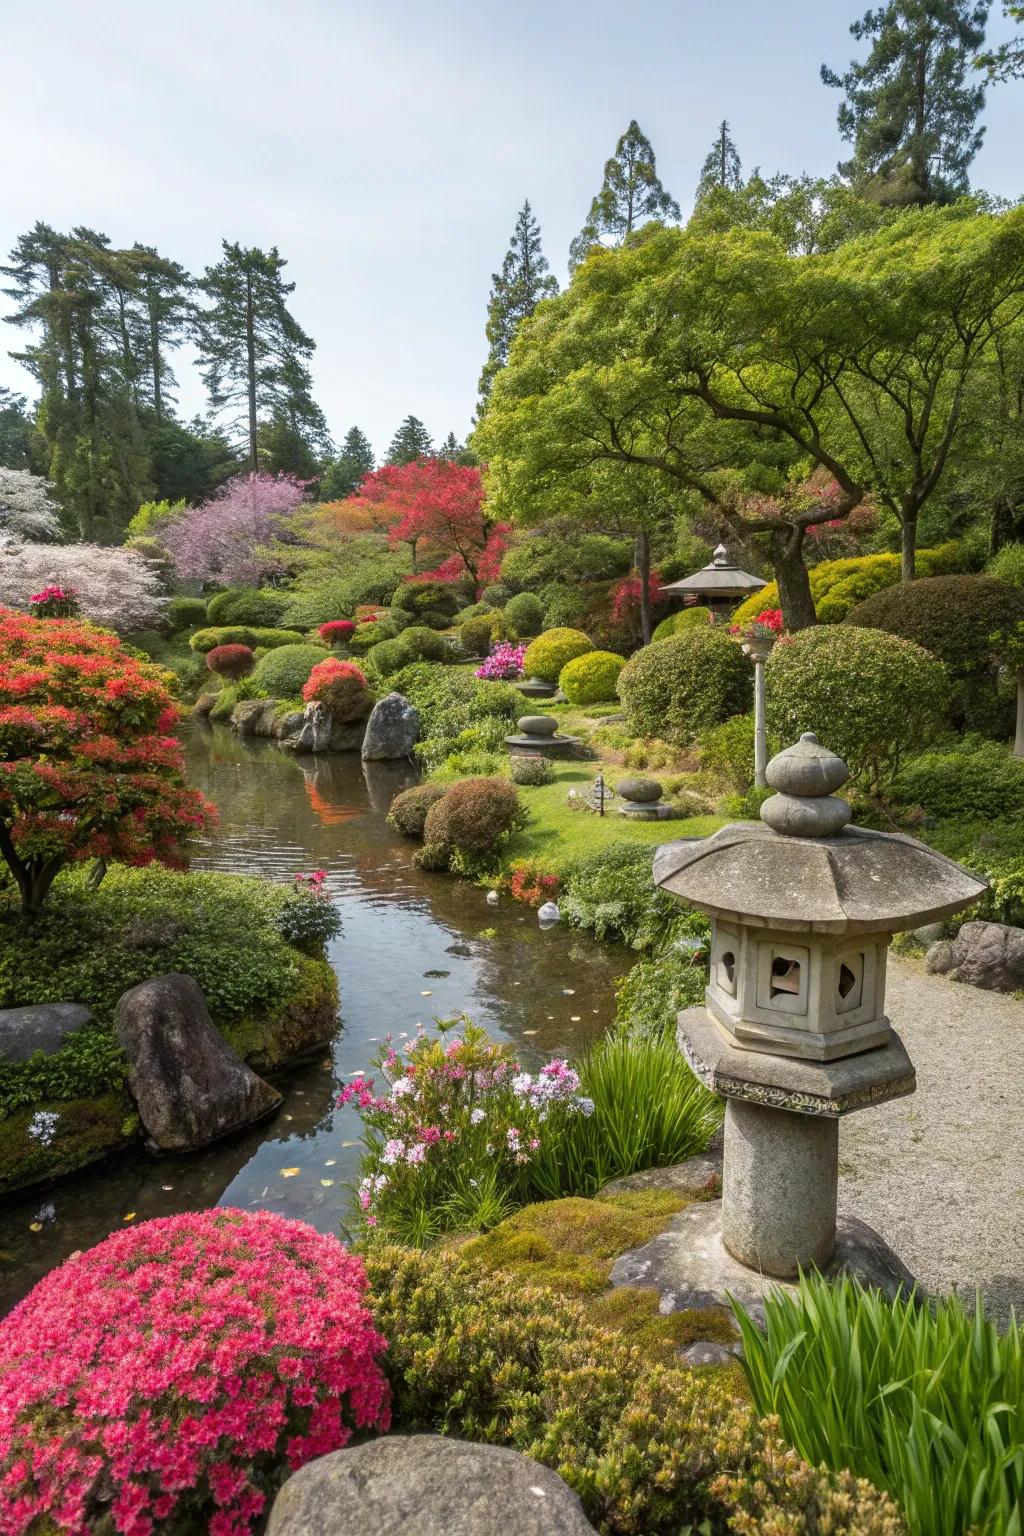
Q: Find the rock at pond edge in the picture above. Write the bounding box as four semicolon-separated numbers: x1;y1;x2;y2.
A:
362;692;419;761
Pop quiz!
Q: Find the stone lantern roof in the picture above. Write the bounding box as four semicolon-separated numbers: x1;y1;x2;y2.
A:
653;733;987;936
659;544;767;600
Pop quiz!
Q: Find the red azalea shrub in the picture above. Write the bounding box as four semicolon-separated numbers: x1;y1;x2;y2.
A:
318;619;356;646
205;643;255;680
302;658;374;723
0;1210;391;1536
508;862;560;908
28;583;79;619
0;606;215;913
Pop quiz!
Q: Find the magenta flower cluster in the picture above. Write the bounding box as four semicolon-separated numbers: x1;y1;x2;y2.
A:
0;1210;390;1536
475;642;526;680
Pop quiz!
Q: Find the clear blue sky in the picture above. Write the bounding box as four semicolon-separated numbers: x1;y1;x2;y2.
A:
1;0;1021;462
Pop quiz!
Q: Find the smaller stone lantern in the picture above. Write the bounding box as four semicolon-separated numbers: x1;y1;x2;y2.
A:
654;732;986;1279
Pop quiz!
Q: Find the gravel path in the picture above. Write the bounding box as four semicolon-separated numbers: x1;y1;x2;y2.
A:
838;957;1024;1320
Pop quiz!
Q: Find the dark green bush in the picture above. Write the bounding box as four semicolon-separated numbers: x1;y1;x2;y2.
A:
205;587;290;628
348;619;400;654
392;581;459;618
387;782;451;838
618;629;750;746
892;739;1024;821
845;575;1024;678
278;583;355;630
365;638;408;679
456;602;495;624
247;643;327;698
503;591;545;638
561;843;681;950
421;777;524;871
558;650;625;705
457;615;495;657
767;626;949;793
522;627;594;684
399;626;447;663
481;583;511;607
501;532;632;591
166;596;207;632
189;626;305;654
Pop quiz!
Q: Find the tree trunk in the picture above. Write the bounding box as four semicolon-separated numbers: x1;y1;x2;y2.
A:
149;293;163;426
635;529;653;645
245;272;259;472
771;528;816;631
901;511;918;583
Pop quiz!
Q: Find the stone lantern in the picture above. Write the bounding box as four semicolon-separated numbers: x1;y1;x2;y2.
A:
659;544;767;617
653;732;986;1279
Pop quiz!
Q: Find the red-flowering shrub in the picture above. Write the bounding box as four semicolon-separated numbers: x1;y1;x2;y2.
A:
318;619;356;645
508;862;560;908
302;658;374;723
0;606;215;913
205;643;255;680
0;1210;391;1536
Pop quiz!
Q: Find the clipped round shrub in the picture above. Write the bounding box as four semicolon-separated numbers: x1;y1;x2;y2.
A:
510;754;553;786
522;627;594;685
206;587;290;628
206;642;255;680
387;781;451;838
844;575;1024;679
987;542;1024;590
249;642;327;699
481;583;511;607
422;776;523;864
618;629;751;747
559;650;625;705
0;1210;390;1534
731;544;969;628
366;638;408;679
767;625;949;792
458;614;495;657
166;595;207;632
456;602;494;624
652;606;714;642
189;625;305;654
504;591;545;638
303;658;374;722
392;581;459;619
319;619;356;645
400;626;447;663
349;619;400;654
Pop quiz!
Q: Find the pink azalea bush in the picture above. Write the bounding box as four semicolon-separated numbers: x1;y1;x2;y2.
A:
338;1018;593;1241
27;582;79;618
0;1210;390;1536
475;642;525;681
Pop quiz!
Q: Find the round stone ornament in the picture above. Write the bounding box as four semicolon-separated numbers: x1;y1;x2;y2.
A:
616;777;664;804
517;715;558;737
765;732;849;798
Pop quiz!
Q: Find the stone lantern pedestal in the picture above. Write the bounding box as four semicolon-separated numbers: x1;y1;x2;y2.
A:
653;732;987;1282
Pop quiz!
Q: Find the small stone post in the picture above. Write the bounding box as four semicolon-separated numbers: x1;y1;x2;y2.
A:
741;633;775;790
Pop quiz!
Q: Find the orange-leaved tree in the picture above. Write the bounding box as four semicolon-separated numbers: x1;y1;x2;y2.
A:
0;608;216;914
345;459;509;585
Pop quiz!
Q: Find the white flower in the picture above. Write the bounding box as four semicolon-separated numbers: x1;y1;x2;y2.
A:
405;1143;427;1165
28;1111;59;1146
381;1139;406;1166
390;1076;416;1100
470;1107;486;1125
511;1073;534;1097
576;1097;595;1117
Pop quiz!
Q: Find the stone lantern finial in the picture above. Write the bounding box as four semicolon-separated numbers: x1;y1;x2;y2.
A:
761;732;852;838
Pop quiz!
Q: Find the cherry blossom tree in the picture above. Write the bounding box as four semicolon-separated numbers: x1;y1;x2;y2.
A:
346;459;508;585
161;471;309;586
0;469;61;543
0;543;167;632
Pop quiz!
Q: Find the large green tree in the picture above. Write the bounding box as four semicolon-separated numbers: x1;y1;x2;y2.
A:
319;425;375;499
478;201;558;406
569;120;680;270
195;242;326;473
976;2;1024;76
695;121;743;202
822;1;991;206
386;415;433;465
0;387;34;470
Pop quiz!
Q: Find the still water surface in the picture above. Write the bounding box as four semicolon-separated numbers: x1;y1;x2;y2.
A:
0;723;628;1309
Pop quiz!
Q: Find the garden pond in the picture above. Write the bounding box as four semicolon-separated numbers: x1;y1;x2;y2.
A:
0;722;629;1311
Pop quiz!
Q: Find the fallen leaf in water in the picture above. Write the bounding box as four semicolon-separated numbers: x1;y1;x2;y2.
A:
161;1184;173;1192
324;1158;337;1166
341;1140;359;1148
563;988;576;995
523;1029;537;1036
28;1222;42;1232
279;1168;300;1178
283;1115;294;1121
420;990;432;997
123;1213;136;1222
320;1179;335;1187
570;1015;581;1022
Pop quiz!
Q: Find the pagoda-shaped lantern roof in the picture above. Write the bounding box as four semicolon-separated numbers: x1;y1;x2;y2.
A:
659;544;767;600
653;733;987;936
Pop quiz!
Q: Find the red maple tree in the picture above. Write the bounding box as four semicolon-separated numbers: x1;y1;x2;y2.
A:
345;459;509;586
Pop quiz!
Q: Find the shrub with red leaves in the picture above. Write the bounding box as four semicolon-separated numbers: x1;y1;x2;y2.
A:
0;606;215;914
206;643;256;680
508;862;560;908
0;1210;391;1536
318;620;355;646
302;658;374;723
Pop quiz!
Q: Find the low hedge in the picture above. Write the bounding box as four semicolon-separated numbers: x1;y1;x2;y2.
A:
522;627;594;684
247;642;327;698
558;649;625;705
166;596;207;631
617;628;750;746
189;625;306;654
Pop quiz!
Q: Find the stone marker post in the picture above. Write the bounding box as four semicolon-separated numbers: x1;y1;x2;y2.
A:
740;632;775;789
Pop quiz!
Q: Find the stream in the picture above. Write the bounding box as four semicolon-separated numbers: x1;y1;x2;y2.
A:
0;722;629;1311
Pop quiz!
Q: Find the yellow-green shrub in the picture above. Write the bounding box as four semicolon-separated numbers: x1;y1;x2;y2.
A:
189;625;306;654
732;544;968;627
558;650;625;704
522;627;593;684
651;606;715;642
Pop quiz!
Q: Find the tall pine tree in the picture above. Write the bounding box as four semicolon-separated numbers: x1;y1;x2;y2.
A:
0;388;34;470
478;201;558;406
319;426;376;499
569;120;680;270
821;1;990;205
695;121;743;201
386;415;433;465
195;242;326;472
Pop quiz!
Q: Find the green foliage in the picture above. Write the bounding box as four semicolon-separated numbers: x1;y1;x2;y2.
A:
558;649;625;705
501;533;631;592
614;941;709;1040
651;606;715;641
732;545;969;627
479;201;559;407
987;542;1024;590
348;619;399;654
522;627;593;684
503;590;545;637
618;628;750;746
569;118;680;269
247;643;326;698
481;584;511;607
205;587;291;627
387;783;450;839
421;778;525;873
767;626;949;792
509;755;553;786
696;712;768;792
188;625;305;654
207;685;239;721
398;626;447;663
845;575;1024;677
561;843;680;950
364;1247;904;1536
735;1273;1024;1536
364;638;407;679
392;581;459;618
892;739;1024;821
166;596;207;632
455;615;494;657
123;498;186;541
389;663;521;773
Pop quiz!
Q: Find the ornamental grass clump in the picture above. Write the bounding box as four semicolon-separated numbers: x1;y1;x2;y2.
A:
734;1272;1024;1536
0;1209;390;1536
302;658;373;723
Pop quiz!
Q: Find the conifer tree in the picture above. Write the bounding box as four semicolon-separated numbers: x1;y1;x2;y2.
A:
695;120;744;201
478;201;558;405
569;120;680;269
319;426;376;499
386;415;433;465
822;1;990;205
130;245;193;425
0;388;34;470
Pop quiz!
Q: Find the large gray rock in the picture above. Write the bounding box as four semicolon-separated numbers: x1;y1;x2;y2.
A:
286;701;333;754
267;1436;595;1535
114;974;282;1151
0;1003;92;1064
925;920;1024;993
231;698;276;737
362;692;419;761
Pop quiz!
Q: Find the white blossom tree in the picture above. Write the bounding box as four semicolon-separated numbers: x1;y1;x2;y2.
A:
0;469;61;542
0;543;167;632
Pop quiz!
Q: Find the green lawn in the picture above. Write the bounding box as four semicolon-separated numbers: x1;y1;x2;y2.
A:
504;761;725;872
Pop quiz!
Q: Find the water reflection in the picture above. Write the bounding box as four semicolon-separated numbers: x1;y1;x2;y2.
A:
0;723;629;1310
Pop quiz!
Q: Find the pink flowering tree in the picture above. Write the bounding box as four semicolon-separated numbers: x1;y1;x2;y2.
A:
0;543;166;632
162;472;309;587
0;1210;390;1534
